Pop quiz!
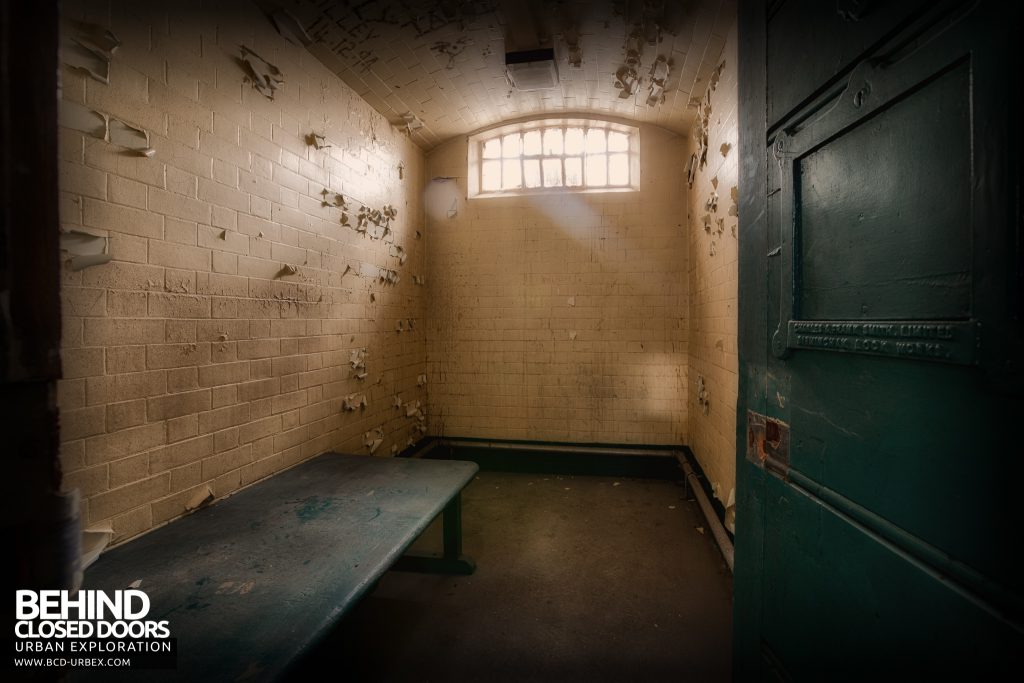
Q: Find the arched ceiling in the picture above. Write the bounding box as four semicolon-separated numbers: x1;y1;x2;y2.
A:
274;0;735;150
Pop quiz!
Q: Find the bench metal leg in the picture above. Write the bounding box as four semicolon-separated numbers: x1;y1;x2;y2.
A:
393;492;476;575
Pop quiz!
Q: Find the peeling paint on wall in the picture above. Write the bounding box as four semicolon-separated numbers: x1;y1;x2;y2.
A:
107;119;154;156
60;229;111;270
697;375;711;415
364;428;384;454
240;46;284;99
62;21;119;84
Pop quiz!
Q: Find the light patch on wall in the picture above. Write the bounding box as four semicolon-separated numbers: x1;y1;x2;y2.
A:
424;178;460;222
528;192;600;241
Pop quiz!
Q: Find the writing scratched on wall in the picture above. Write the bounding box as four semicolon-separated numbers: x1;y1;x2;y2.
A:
787;320;978;365
307;0;498;72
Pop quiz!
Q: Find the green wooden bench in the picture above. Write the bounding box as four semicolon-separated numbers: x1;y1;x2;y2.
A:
81;452;478;681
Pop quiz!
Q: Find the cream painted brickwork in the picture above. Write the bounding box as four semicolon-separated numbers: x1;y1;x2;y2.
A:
424;125;688;445
57;0;425;543
686;26;738;527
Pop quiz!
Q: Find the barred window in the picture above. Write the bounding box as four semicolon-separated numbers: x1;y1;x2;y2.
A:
468;119;639;197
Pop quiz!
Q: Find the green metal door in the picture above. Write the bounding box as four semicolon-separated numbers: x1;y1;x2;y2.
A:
735;0;1024;677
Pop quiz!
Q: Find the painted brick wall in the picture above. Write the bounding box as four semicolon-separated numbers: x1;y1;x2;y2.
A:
423;125;689;445
686;25;739;529
57;0;425;543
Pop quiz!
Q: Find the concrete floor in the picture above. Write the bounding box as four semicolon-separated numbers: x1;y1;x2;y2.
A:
293;471;733;682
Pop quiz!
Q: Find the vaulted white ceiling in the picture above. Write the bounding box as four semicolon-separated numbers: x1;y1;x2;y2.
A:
278;0;734;150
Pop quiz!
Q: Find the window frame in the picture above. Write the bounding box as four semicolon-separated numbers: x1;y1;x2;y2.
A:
467;118;641;199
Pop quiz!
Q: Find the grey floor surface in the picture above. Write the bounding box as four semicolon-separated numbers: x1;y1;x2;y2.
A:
293;471;733;682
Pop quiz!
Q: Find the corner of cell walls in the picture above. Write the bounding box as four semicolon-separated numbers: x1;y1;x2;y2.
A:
685;23;740;533
421;136;464;440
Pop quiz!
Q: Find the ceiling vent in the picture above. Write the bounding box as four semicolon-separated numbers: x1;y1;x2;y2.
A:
505;48;559;91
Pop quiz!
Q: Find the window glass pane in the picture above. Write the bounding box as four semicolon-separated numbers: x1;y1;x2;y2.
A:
608;153;630;185
523;130;542;155
502;159;522;189
607;131;629;152
482;160;501;191
565;157;583;187
502;134;521;158
523;159;542;188
542;158;562;187
585;129;607;154
585;154;607;186
564;128;584;155
482;138;501;158
543;128;563;155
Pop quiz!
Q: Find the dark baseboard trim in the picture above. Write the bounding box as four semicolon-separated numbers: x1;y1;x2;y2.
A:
407;436;680;479
674;448;733;542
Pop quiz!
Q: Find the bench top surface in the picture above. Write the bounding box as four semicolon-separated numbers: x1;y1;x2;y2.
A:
81;453;478;681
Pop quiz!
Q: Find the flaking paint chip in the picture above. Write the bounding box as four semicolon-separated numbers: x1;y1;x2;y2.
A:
60;229;111;270
364;428;384;454
108;118;154;156
240;46;284;99
186;485;214;511
305;132;330;149
63;22;120;84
